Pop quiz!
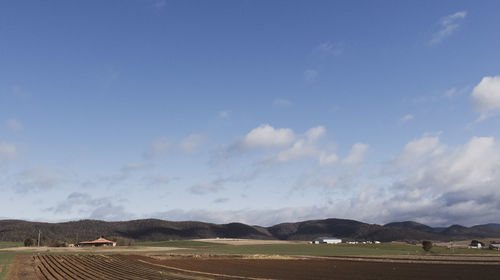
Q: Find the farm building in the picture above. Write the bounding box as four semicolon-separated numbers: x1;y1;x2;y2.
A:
78;237;116;247
468;240;485;249
489;243;500;250
312;237;342;244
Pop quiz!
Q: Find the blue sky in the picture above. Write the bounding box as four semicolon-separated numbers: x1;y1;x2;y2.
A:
1;0;500;226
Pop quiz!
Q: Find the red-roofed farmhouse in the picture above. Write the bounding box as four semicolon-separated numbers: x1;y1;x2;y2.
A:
78;237;117;247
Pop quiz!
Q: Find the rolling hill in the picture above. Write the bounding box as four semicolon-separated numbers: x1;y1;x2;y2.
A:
1;218;499;243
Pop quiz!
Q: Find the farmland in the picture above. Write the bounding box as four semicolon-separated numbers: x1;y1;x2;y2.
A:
16;254;500;280
2;240;500;279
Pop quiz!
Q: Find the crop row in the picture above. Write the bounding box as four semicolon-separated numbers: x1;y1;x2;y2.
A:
33;254;221;280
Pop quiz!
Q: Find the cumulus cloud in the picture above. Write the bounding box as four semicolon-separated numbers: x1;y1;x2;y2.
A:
398;114;414;125
276;126;337;165
277;139;318;162
471;76;500;120
383;136;500;225
5;119;23;132
180;134;205;153
151;135;500;227
430;11;467;45
0;143;17;162
155;136;500;226
241;124;295;149
393;136;444;166
343;143;369;166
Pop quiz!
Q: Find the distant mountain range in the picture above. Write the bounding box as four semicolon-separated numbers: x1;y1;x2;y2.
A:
1;218;500;243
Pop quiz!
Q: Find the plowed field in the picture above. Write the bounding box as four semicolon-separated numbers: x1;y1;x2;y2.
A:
33;255;253;280
24;254;500;280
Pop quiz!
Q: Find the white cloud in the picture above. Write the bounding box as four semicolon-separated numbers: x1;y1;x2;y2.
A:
313;42;343;57
47;192;133;221
151;206;329;226
15;168;63;192
343;143;369;166
5;119;23;132
273;98;292;108
241;124;295;149
276;126;336;165
429;11;467;45
305;126;325;142
471;76;500;114
0;143;17;161
360;136;500;226
180;133;204;153
319;153;339;166
398;114;414;125
277;139;318;162
304;69;318;83
157;136;500;227
219;110;231;118
144;138;170;158
394;136;442;165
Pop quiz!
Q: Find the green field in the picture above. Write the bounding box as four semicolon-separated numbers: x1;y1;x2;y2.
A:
0;242;22;250
137;240;500;257
0;252;14;280
136;240;221;248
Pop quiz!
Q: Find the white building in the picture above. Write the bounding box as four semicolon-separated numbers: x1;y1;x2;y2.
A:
312;237;342;244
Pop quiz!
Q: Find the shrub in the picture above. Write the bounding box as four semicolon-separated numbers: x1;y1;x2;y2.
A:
24;238;36;247
422;240;432;252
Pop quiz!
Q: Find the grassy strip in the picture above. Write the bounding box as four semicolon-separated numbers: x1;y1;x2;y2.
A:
0;242;22;250
135;240;223;248
0;252;14;280
171;243;500;257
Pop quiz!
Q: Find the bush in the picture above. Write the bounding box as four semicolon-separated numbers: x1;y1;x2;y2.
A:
24;238;36;247
422;240;432;252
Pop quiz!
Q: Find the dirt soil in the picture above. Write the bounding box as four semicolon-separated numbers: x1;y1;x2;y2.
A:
6;255;37;280
133;255;500;280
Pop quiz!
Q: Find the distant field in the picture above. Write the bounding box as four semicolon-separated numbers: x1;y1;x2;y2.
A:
136;240;222;248
155;241;500;257
0;243;22;250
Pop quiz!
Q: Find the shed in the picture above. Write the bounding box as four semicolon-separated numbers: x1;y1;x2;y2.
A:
489;243;500;250
312;237;342;244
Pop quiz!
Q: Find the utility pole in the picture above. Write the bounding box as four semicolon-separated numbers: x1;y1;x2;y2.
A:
37;229;41;247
